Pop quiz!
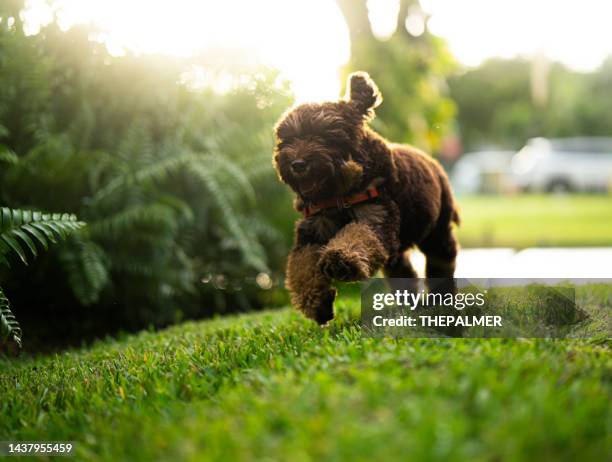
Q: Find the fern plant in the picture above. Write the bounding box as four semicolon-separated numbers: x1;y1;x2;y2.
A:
0;21;292;334
91;144;270;273
0;207;84;352
0;286;21;353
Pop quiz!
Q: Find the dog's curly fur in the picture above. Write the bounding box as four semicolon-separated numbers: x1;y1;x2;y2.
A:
273;72;460;324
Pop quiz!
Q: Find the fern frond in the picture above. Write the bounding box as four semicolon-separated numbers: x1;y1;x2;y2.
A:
110;258;157;276
93;150;256;205
93;152;202;201
206;153;256;205
189;164;268;272
245;162;276;181
117;121;155;164
0;286;22;352
59;237;109;306
0;146;18;165
0;208;85;266
89;202;190;240
246;216;285;243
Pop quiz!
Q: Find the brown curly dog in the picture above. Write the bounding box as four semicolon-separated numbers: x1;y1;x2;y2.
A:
273;71;460;324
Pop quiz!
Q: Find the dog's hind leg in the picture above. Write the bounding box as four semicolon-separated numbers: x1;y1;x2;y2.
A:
384;251;419;293
384;251;417;278
418;221;458;294
419;223;465;336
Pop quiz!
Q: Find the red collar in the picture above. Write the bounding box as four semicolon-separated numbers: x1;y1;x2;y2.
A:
302;186;380;218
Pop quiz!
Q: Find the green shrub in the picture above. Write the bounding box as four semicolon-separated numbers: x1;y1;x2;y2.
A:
0;207;84;352
0;12;294;346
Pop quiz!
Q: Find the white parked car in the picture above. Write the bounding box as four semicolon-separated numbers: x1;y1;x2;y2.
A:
451;150;517;194
512;137;612;192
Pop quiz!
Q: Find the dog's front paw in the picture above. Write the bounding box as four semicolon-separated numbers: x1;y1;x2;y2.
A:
319;249;369;282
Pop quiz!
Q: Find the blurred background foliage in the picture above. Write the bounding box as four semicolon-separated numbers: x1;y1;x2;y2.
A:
337;0;456;152
1;0;612;348
450;56;612;151
0;1;297;347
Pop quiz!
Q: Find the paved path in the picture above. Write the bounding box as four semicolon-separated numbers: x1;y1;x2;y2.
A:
409;248;612;278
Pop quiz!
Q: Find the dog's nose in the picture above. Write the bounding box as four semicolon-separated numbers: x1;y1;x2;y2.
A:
291;160;307;173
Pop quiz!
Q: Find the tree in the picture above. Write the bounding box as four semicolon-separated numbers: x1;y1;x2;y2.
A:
448;57;608;151
335;0;456;152
575;57;612;136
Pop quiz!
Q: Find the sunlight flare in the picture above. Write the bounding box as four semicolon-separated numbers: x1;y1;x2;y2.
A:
23;0;350;102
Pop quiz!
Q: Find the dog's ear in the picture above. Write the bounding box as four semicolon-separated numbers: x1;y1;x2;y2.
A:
346;71;382;118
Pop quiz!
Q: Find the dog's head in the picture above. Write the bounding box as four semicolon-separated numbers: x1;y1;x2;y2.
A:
273;72;382;202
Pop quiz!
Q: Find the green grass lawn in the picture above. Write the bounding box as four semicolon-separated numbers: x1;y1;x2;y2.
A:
1;288;610;461
456;194;612;248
